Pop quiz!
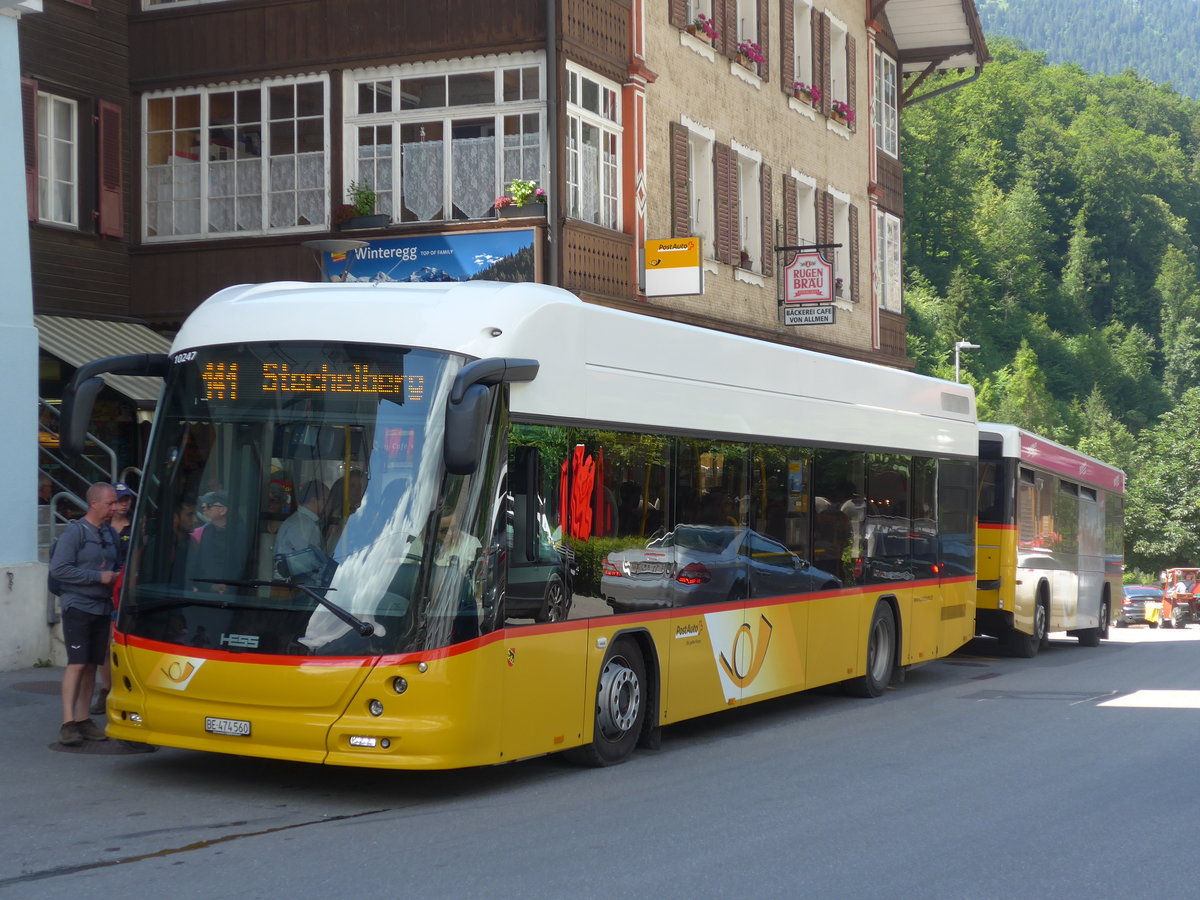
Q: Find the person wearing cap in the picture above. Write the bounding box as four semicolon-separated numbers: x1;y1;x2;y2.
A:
187;490;248;593
110;483;135;568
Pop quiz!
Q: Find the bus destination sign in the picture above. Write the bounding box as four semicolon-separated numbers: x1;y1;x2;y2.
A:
199;362;423;402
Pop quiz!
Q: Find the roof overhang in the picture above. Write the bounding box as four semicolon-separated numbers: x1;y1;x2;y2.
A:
36;315;172;408
874;0;990;75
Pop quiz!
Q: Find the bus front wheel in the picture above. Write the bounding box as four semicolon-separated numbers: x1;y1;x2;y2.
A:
567;639;647;766
844;602;896;698
1006;598;1048;658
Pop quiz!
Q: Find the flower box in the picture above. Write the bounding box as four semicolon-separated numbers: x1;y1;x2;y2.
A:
497;202;545;219
338;214;389;230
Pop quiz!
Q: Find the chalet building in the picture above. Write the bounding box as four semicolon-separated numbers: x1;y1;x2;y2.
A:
20;0;987;482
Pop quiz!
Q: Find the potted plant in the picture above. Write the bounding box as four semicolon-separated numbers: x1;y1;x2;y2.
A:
687;13;719;43
792;81;822;107
830;100;855;127
339;180;389;229
739;248;753;270
735;40;765;70
494;178;547;218
834;276;844;297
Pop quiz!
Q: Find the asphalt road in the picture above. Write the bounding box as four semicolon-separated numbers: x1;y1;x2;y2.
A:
3;623;1198;899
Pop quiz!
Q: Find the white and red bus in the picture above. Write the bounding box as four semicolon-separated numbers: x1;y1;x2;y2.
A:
976;423;1125;656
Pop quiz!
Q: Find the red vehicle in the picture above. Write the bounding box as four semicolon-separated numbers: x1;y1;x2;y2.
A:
1160;568;1200;629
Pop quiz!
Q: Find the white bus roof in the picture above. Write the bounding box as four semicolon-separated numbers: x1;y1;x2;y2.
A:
978;422;1125;493
173;281;978;458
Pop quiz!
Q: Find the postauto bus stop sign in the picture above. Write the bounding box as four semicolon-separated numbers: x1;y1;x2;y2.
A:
644;237;702;297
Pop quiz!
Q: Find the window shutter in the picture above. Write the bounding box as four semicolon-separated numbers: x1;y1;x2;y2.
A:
714;142;737;266
760;163;773;277
783;174;798;248
719;0;737;59
97;100;124;238
757;0;770;79
669;121;690;239
846;35;857;131
816;13;830;116
780;1;795;94
21;78;38;222
818;189;833;249
669;0;687;29
849;203;860;301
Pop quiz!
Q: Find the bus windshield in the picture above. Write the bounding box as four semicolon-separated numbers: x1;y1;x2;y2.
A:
121;341;498;657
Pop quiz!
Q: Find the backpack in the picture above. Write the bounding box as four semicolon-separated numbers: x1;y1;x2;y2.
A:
46;521;78;596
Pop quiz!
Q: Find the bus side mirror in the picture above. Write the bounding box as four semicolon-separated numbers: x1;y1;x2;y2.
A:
61;353;169;459
442;357;539;476
444;383;492;475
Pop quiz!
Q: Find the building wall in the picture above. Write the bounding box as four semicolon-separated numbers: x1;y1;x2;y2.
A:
643;0;876;356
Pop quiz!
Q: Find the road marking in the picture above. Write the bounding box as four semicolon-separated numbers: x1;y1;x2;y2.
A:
1099;690;1200;709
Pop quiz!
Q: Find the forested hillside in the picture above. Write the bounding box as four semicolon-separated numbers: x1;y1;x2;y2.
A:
976;0;1200;99
901;38;1200;573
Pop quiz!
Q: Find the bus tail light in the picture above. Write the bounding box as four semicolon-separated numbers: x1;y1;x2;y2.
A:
676;563;711;585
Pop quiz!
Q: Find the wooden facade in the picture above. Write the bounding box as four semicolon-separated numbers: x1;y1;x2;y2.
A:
21;0;132;319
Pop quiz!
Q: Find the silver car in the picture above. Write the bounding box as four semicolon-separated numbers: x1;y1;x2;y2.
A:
601;525;841;612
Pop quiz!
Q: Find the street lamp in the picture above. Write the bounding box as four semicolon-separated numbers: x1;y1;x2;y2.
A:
954;340;979;383
300;239;368;282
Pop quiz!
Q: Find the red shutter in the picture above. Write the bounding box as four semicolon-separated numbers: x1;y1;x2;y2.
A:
669;121;690;239
97;100;124;238
757;0;770;80
783;174;798;248
21;78;38;222
818;190;833;248
760;163;773;277
780;1;795;95
668;0;687;29
720;0;738;59
846;35;857;131
849;203;860;301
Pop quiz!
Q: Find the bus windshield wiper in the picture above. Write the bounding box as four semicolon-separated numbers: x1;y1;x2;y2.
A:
192;578;375;637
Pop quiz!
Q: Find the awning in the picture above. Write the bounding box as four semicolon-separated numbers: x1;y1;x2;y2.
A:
881;0;990;75
36;315;172;408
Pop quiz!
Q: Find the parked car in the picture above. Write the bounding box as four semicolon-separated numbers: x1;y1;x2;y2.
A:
1117;584;1161;627
601;525;840;612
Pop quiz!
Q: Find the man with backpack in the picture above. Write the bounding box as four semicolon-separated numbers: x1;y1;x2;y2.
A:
49;482;119;747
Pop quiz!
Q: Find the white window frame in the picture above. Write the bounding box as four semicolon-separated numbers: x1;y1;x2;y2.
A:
874;50;898;158
736;0;759;44
142;74;330;242
37;92;78;228
732;140;761;272
791;170;818;246
876;209;902;312
829;16;849;106
793;1;814;87
687;0;713;23
344;54;546;224
566;63;622;231
683;116;715;260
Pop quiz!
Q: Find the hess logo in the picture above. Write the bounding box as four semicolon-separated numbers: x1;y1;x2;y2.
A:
719;614;773;688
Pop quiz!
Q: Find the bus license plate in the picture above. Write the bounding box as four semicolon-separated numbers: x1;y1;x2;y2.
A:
205;716;251;737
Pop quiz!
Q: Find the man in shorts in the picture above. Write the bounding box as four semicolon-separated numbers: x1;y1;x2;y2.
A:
50;482;119;746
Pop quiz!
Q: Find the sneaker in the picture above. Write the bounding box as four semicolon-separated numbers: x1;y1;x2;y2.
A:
89;690;109;716
75;718;108;742
59;721;83;747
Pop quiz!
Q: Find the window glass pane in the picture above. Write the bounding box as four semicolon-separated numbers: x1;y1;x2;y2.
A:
581;77;599;114
450;117;495;220
270;120;294;156
812;449;865;584
938;458;976;577
448;72;494;106
400;121;444;221
297;117;323;154
503;68;522;103
296;81;323;117
522;67;540;100
863;455;911;584
358;80;392;115
269;85;294;120
400;76;446;110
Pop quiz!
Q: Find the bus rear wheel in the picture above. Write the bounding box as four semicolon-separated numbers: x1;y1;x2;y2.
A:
566;639;647;766
844;602;896;698
1006;598;1048;658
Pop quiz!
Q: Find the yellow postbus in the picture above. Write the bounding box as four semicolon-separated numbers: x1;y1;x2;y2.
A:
64;281;978;769
975;423;1125;657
